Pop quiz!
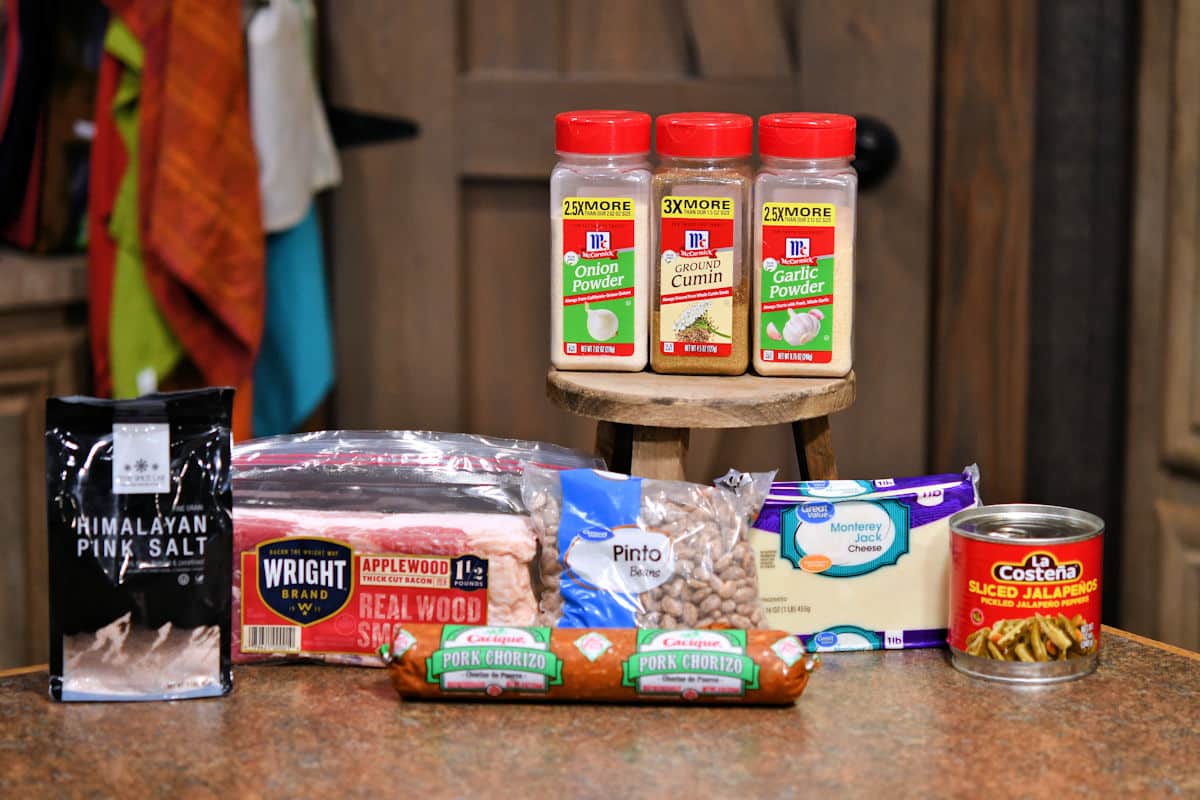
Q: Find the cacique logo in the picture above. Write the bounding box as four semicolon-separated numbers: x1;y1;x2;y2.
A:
462;629;530;646
658;635;724;649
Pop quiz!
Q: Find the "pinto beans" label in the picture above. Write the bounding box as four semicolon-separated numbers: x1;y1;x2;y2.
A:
948;534;1102;656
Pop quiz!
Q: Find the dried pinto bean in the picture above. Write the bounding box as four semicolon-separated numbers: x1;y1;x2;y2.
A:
522;468;773;630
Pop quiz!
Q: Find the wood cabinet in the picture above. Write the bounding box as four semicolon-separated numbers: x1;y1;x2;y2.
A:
0;251;88;669
1123;0;1200;651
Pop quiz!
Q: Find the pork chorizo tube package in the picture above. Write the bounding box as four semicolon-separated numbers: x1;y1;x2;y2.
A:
231;431;602;665
381;624;818;704
523;468;775;629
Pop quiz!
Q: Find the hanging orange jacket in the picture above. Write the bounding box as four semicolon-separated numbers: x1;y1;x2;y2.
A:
85;48;124;397
105;0;264;430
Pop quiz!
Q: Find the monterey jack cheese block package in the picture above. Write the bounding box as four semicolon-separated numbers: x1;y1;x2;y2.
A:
751;467;980;652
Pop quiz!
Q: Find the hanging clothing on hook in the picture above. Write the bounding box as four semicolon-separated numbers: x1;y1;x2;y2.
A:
247;0;338;436
86;12;123;397
248;0;339;233
102;0;264;438
104;16;183;400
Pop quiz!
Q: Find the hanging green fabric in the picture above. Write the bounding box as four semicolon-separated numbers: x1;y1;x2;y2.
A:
105;17;182;398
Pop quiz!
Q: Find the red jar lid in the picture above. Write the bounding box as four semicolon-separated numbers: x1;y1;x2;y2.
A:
555;110;651;155
656;112;753;159
759;113;856;159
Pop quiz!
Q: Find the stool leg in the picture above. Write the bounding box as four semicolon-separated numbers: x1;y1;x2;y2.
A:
794;416;838;481
595;421;632;473
630;426;689;481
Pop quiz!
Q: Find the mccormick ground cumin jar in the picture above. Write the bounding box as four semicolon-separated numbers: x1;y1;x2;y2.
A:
948;504;1104;684
651;113;753;375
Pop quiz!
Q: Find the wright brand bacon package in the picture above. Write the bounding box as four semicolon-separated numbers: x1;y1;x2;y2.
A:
231;431;602;666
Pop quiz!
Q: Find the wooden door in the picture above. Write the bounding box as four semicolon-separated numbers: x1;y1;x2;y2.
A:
324;1;935;482
1123;0;1200;650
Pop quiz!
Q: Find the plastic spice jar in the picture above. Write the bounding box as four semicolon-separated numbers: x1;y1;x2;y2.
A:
753;113;857;377
651;112;753;375
551;110;652;371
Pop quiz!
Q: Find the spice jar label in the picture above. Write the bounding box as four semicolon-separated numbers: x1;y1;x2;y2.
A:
759;203;836;364
560;197;639;357
658;196;736;357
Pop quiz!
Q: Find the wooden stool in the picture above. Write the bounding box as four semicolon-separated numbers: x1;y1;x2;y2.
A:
547;368;856;482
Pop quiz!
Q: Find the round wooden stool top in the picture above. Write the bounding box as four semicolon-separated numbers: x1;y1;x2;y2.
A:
547;368;856;429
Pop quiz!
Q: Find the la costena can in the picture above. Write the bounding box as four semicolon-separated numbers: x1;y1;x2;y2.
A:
948;504;1103;683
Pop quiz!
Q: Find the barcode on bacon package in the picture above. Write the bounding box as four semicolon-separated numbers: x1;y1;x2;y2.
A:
243;625;301;653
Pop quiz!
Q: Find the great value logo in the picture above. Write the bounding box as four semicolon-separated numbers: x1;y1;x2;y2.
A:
800;480;871;498
256;537;353;626
796;501;835;524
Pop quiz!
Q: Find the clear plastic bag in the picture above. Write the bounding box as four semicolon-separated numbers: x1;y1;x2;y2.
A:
523;467;775;629
231;431;603;665
233;430;604;514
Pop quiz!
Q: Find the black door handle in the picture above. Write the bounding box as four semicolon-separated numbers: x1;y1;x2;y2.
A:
326;106;420;150
853;116;899;191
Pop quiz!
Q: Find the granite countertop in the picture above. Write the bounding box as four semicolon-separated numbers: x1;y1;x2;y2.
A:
1;628;1197;797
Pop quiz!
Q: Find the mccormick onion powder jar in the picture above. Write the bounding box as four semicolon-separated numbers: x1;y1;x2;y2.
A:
551;110;652;371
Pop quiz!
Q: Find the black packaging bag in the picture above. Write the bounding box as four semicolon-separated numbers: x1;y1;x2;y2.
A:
46;389;233;701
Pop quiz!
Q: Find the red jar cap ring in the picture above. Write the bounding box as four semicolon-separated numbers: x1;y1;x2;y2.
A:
555;110;651;155
655;112;753;159
759;113;856;159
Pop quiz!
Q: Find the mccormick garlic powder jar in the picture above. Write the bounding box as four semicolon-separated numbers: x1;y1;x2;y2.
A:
551;110;652;372
651;113;753;375
753;113;857;377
